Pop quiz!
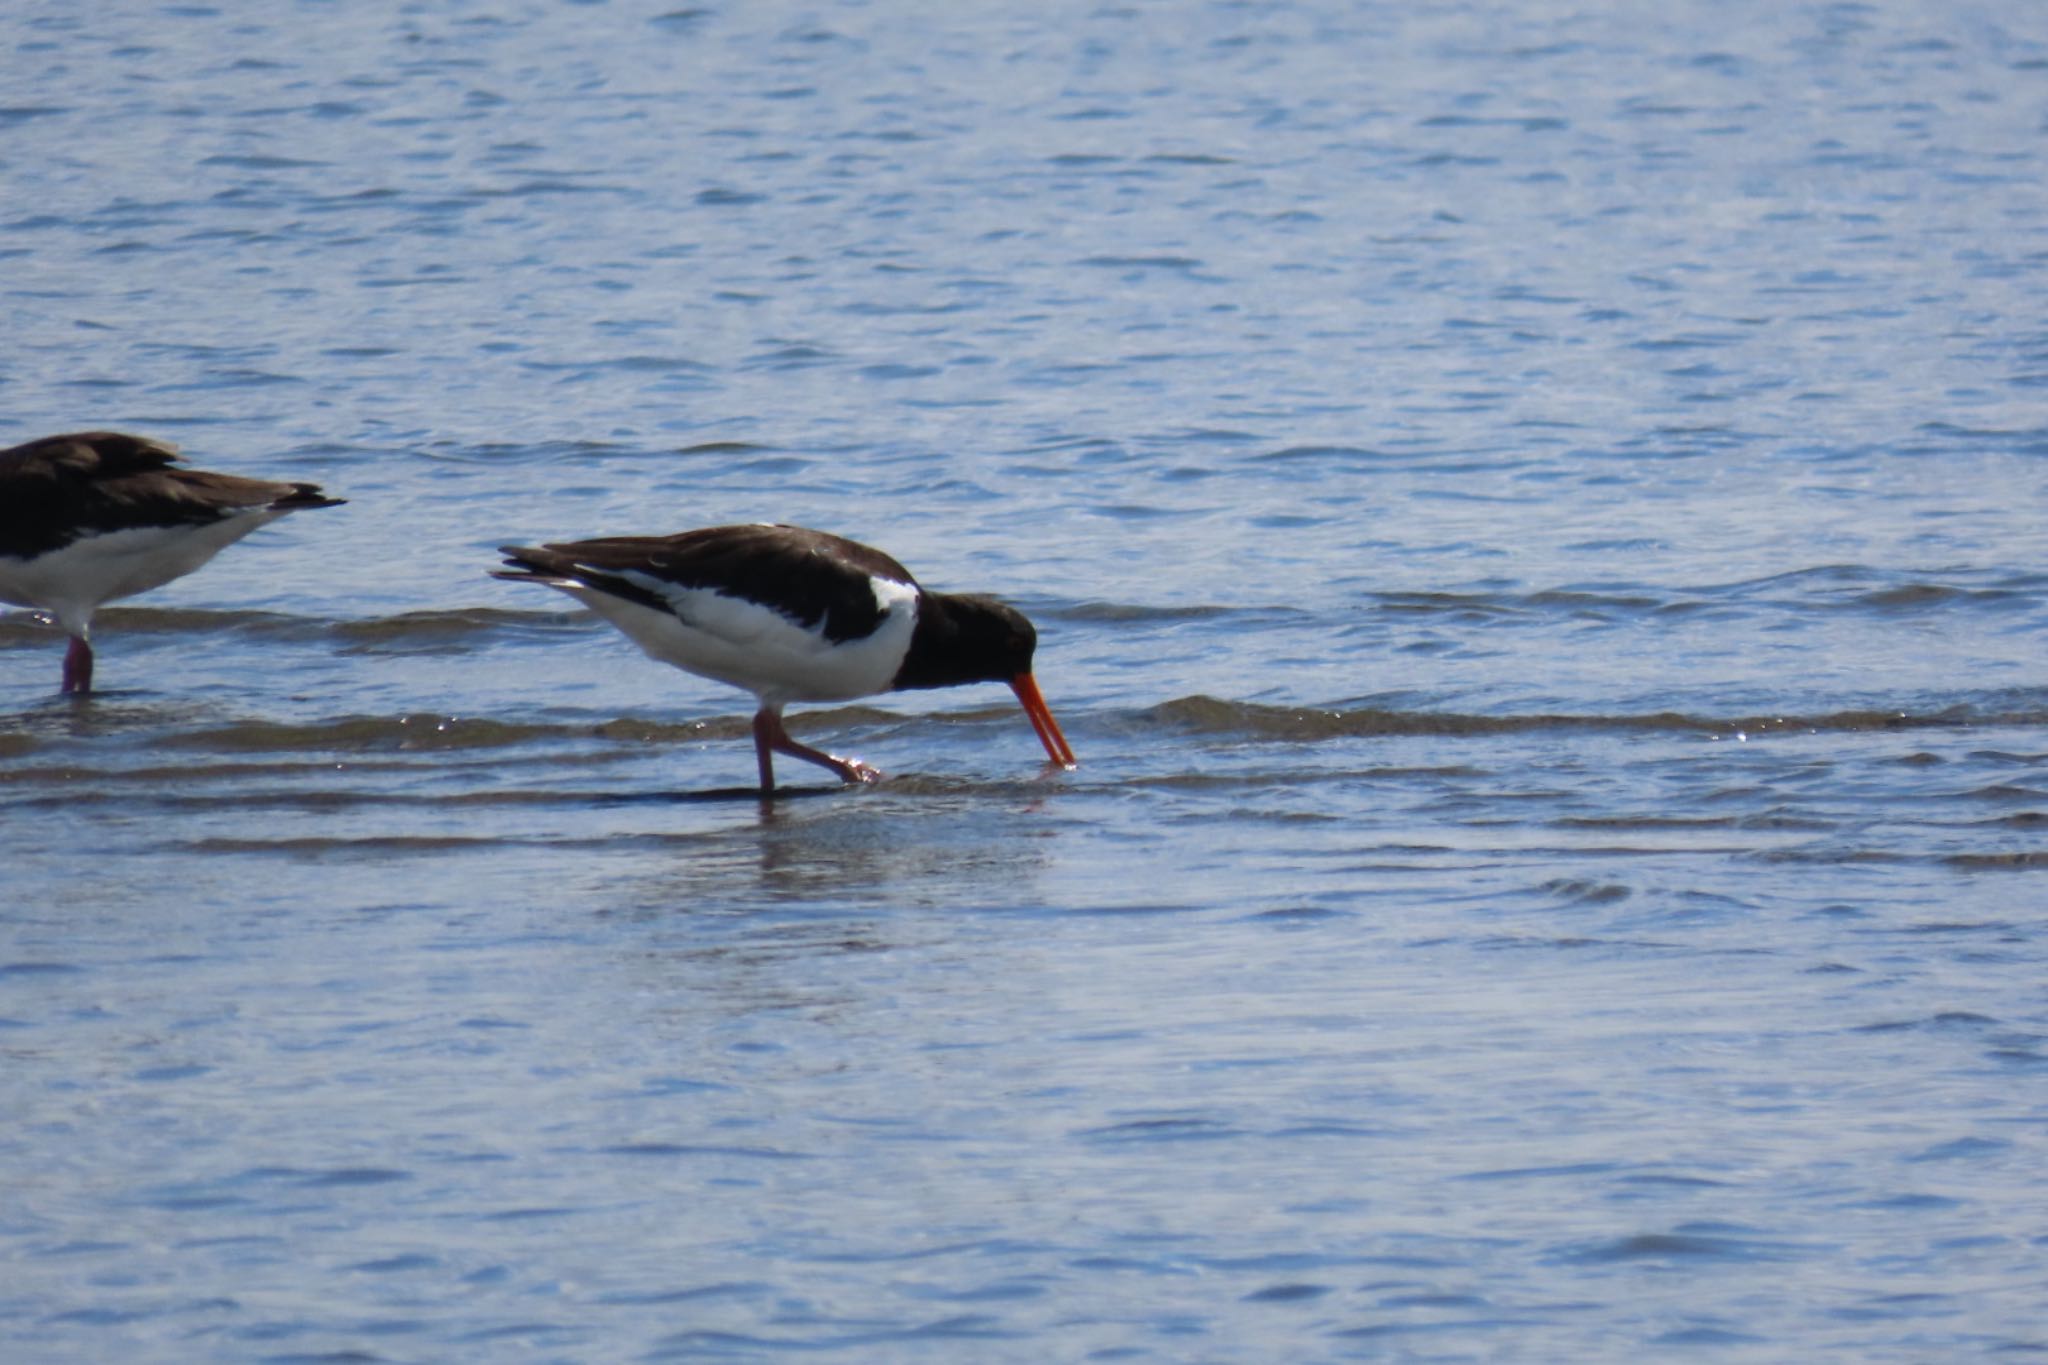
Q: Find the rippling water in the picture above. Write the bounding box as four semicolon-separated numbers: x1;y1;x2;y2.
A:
5;1;2048;1360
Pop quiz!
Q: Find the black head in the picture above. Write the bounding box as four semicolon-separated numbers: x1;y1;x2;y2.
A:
893;592;1038;691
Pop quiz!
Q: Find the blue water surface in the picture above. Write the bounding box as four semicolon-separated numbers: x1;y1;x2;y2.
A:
4;1;2048;1360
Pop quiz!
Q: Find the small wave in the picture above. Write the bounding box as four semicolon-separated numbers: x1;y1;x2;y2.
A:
1343;566;2044;625
1;605;590;649
1249;444;1395;464
157;713;638;754
1367;590;1517;618
3;683;2033;777
1943;852;2048;872
332;608;567;648
1854;1012;1999;1034
1555;1227;1814;1265
1852;582;2031;612
673;440;774;455
1059;601;1303;624
1751;848;1911;865
1075;1116;1241;1143
0;606;319;644
1075;254;1205;271
1539;878;1632;904
132;706;911;758
596;1143;810;1161
1138;695;1982;741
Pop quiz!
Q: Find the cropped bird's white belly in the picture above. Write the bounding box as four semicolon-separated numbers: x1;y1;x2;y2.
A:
0;511;288;636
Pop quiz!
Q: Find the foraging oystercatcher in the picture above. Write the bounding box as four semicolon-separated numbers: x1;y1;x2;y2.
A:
0;431;344;694
493;524;1077;791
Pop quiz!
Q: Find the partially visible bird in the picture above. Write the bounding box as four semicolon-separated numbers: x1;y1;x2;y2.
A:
0;431;344;694
493;523;1077;791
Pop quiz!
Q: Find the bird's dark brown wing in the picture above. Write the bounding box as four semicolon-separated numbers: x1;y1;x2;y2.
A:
0;431;341;558
496;524;918;644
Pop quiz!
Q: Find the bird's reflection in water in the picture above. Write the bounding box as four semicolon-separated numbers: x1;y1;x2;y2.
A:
580;790;1057;1041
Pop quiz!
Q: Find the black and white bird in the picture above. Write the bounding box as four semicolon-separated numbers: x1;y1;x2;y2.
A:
0;431;344;694
493;524;1077;791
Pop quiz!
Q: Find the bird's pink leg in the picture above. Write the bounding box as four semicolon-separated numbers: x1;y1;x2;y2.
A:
752;708;880;791
60;636;93;696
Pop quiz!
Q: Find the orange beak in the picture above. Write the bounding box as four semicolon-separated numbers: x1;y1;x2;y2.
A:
1011;673;1077;770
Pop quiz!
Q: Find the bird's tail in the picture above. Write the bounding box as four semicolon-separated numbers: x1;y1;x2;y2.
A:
273;483;345;511
491;544;577;584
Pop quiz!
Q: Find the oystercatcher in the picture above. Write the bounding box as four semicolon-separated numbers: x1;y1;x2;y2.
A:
0;431;344;694
493;524;1077;791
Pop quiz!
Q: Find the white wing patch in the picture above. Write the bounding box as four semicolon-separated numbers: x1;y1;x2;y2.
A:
546;571;920;706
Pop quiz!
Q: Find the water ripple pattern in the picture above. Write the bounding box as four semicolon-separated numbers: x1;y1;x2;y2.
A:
4;2;2048;1361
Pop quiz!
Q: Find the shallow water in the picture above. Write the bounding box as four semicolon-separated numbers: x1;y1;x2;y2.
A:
5;1;2048;1360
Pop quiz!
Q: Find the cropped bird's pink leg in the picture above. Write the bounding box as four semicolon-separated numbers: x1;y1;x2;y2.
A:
61;636;93;695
